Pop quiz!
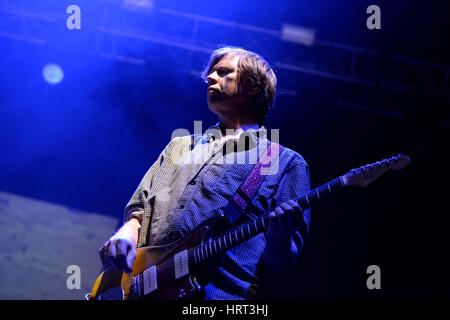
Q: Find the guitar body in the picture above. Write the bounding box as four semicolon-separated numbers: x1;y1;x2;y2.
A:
88;223;212;300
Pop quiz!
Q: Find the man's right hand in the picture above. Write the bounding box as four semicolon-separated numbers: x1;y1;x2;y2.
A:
99;217;141;274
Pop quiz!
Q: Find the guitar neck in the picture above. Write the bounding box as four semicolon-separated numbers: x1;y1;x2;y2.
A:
189;176;345;265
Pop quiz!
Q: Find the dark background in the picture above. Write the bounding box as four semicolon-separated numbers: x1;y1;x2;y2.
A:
0;0;448;299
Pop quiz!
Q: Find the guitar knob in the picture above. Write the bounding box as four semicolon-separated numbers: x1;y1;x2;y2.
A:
178;289;186;298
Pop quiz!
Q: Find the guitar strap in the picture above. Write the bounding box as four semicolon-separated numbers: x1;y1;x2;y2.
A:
225;141;284;224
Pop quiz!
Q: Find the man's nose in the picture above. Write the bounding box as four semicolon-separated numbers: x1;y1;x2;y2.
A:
206;71;219;85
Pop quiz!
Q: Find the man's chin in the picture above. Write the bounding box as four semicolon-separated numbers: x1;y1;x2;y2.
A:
207;95;224;106
207;100;227;116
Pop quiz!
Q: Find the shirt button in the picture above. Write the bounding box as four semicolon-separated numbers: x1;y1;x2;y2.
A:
179;205;184;209
189;180;196;185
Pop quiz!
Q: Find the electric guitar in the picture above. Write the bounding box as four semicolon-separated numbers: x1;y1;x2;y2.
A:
87;154;409;300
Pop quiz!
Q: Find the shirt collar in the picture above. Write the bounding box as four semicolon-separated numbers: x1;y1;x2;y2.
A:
202;122;268;150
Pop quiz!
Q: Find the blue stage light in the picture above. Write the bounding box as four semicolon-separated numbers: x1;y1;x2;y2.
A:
42;63;64;84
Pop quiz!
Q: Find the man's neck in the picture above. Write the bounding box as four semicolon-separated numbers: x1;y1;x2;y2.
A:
218;119;260;138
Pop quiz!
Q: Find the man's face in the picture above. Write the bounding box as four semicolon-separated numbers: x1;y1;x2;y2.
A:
206;55;243;112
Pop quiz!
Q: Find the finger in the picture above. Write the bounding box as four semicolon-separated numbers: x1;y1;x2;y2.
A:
126;246;137;273
272;206;295;241
298;208;309;239
102;242;113;269
279;203;295;229
117;255;128;273
287;200;303;228
287;200;302;213
99;244;107;267
267;210;279;231
107;241;119;270
293;230;304;252
274;206;285;229
280;202;294;216
115;240;129;272
288;199;308;229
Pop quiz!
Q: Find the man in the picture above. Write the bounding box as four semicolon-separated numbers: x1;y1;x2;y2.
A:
99;46;311;299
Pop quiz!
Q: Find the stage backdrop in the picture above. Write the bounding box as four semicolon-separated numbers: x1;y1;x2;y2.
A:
0;191;119;299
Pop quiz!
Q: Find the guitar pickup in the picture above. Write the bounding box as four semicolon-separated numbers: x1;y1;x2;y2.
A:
142;265;158;296
174;250;189;279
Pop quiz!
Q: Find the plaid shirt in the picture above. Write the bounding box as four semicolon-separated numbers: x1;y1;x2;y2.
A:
124;123;311;299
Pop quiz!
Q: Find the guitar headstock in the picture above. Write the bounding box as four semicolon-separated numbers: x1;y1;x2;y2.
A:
342;154;410;188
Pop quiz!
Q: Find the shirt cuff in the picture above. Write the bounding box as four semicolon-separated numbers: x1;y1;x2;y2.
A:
124;206;144;223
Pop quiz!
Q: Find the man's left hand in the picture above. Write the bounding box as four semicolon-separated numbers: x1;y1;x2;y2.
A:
261;199;306;274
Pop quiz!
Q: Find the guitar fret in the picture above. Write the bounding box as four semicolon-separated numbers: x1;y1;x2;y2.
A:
213;239;217;254
204;245;209;259
327;183;332;193
223;235;227;248
305;194;310;206
235;229;239;242
261;217;265;228
254;220;258;233
241;225;245;239
229;232;233;245
218;237;223;251
200;246;204;261
247;223;251;235
316;189;320;199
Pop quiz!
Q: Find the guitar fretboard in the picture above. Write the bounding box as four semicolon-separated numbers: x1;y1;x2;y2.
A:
189;176;345;265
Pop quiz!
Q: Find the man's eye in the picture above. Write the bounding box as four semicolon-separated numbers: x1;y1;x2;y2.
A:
217;68;230;76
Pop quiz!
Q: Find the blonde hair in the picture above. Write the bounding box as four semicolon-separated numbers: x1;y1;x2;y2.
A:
201;46;277;126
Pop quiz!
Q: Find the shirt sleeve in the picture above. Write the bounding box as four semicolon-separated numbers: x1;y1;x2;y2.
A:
274;153;311;243
123;147;167;223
